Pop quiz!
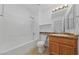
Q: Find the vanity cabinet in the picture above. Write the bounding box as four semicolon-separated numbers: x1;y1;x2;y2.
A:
48;34;78;55
59;44;75;55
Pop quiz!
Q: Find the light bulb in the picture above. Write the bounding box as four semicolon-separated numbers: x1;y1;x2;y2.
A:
64;4;68;7
52;9;55;12
55;7;59;10
59;6;63;9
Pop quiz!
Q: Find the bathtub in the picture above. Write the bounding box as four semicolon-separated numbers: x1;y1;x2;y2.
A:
0;38;37;55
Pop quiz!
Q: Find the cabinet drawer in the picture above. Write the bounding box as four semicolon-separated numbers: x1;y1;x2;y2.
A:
49;41;58;45
49;36;59;42
59;38;76;46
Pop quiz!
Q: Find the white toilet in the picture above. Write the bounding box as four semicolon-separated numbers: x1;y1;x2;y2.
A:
37;41;45;54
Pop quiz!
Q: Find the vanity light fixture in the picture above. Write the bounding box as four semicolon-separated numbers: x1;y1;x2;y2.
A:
59;6;63;9
52;4;68;13
52;9;55;12
55;7;59;10
64;4;68;7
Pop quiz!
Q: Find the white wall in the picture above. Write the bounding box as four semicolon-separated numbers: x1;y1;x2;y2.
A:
74;5;79;35
39;4;64;25
0;4;39;43
72;5;79;54
39;8;67;32
64;5;79;35
51;9;67;32
39;24;53;32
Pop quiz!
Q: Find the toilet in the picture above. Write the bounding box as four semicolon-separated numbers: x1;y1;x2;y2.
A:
37;41;45;54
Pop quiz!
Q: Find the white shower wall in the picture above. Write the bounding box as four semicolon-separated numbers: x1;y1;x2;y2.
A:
3;5;33;41
0;4;39;54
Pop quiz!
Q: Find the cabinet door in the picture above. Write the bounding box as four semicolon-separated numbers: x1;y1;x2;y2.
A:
59;44;75;55
49;36;59;43
49;42;59;55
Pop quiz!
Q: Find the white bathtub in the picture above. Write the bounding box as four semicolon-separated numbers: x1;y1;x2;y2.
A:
0;38;37;55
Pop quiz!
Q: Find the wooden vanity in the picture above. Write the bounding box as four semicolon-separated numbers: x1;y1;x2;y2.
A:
48;34;78;55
